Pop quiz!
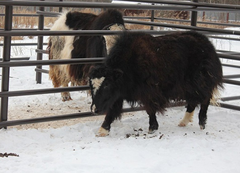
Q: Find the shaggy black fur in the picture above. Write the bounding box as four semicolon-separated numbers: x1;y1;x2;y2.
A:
65;11;96;30
89;31;223;132
69;9;125;84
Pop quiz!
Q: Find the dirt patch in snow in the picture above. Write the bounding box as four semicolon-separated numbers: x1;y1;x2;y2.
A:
7;95;105;129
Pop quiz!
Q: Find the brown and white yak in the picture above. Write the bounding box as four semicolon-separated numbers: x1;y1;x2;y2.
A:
89;31;223;137
48;9;125;101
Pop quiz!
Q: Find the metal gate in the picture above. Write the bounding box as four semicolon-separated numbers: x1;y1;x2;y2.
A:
0;0;239;128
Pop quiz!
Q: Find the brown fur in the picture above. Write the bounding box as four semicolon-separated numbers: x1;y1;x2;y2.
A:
48;36;76;101
47;10;125;101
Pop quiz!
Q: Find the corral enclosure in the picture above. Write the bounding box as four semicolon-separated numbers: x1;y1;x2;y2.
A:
0;0;240;129
0;1;240;172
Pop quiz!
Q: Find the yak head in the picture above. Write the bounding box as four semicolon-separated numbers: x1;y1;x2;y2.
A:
89;65;123;114
89;9;124;30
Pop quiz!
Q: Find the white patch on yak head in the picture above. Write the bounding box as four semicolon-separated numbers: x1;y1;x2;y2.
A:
90;77;105;95
103;24;125;55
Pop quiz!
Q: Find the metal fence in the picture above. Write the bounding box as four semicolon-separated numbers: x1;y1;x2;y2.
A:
0;0;240;129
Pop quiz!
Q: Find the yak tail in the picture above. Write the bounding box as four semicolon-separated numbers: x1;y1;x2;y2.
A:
210;87;222;106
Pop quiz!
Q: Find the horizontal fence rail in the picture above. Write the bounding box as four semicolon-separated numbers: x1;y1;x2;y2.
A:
0;1;195;10
0;102;188;128
1;26;240;37
0;86;90;98
1;0;240;11
0;30;183;37
0;0;240;129
0;58;104;67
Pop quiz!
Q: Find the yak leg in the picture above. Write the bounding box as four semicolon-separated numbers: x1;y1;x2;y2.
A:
97;99;123;137
198;99;210;130
178;104;196;127
147;110;159;134
60;82;72;102
49;66;72;102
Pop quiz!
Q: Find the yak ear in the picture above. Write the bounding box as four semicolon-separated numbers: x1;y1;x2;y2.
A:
112;69;123;81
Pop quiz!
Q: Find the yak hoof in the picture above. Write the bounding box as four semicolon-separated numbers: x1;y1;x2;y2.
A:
199;118;206;130
61;92;72;101
96;127;109;137
178;120;192;127
178;112;194;127
148;129;157;134
200;125;205;130
178;121;188;127
199;123;206;130
148;125;158;134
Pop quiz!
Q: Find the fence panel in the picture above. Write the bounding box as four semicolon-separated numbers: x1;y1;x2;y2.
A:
0;0;239;128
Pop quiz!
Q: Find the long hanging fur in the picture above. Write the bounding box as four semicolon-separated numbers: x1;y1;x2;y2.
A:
89;31;223;136
47;9;125;101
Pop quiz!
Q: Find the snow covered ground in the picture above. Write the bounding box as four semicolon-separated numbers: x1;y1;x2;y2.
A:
0;30;240;172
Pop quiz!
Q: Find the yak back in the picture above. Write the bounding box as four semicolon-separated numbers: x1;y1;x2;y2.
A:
48;11;97;61
105;31;222;112
65;11;97;30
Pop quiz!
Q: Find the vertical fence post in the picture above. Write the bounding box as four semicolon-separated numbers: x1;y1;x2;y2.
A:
0;2;13;128
150;3;155;30
36;0;45;84
59;0;63;12
191;0;198;27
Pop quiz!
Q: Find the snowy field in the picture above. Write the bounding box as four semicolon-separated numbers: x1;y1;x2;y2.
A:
0;29;240;172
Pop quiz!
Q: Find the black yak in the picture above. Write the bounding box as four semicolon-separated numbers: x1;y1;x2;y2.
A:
48;10;125;101
89;31;223;137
